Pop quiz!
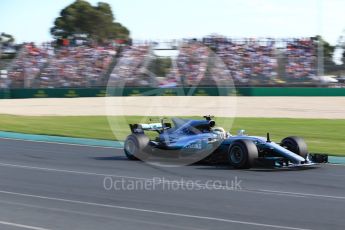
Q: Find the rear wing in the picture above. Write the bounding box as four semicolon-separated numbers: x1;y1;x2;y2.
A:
129;122;171;134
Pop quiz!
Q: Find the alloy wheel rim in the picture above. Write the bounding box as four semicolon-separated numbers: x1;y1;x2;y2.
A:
231;146;243;164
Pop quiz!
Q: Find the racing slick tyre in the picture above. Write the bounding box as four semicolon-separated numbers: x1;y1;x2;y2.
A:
228;140;258;169
124;134;150;161
281;136;308;159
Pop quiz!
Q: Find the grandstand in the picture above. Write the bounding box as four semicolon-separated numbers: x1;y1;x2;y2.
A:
1;36;343;88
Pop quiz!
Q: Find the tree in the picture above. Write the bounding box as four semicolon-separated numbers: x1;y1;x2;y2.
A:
148;57;172;77
50;0;129;43
312;35;334;60
0;33;15;44
312;35;336;73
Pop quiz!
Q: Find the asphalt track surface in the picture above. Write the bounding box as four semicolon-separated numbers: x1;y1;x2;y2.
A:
0;138;344;230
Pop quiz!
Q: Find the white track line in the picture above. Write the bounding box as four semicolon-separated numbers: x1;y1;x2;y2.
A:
0;190;310;230
0;162;138;178
0;162;344;200
0;221;50;230
0;136;122;149
0;200;201;230
243;189;345;200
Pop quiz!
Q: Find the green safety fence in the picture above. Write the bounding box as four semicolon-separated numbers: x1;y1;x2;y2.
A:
1;87;345;99
237;87;345;96
9;88;107;99
0;89;10;99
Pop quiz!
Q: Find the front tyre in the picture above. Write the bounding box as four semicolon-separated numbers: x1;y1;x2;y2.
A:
124;134;149;161
228;140;258;169
281;136;308;159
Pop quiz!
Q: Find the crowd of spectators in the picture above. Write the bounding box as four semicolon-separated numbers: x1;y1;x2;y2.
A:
203;36;278;84
285;38;317;79
173;42;210;86
111;37;317;87
6;43;50;88
0;37;319;88
3;42;117;88
37;45;116;88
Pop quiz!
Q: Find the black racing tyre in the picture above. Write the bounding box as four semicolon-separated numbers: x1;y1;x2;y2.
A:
281;136;308;159
124;134;150;161
228;140;258;169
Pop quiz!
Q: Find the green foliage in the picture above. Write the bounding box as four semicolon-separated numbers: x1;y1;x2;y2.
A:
312;35;334;60
0;33;15;43
313;35;340;74
0;115;344;156
50;0;129;42
148;57;172;77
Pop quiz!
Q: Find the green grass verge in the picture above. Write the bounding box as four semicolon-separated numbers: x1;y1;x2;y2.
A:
0;114;344;156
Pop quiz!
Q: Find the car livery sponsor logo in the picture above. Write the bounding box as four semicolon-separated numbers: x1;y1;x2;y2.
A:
186;141;202;149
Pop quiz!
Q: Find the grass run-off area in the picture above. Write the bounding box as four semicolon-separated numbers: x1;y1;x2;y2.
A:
0;114;344;156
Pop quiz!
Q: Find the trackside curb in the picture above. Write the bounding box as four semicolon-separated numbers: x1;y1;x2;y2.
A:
0;131;123;148
328;156;345;164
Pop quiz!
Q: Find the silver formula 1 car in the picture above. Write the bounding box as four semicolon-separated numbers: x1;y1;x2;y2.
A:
124;116;327;168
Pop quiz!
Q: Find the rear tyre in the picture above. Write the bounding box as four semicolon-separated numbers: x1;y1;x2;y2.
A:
281;136;308;159
124;134;150;161
228;140;258;169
